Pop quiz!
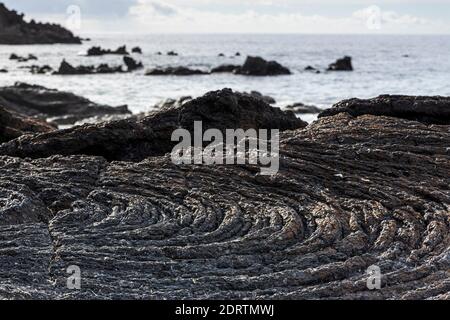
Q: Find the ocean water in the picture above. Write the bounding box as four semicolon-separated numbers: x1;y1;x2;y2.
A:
0;34;449;119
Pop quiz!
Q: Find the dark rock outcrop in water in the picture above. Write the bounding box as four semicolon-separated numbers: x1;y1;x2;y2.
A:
211;64;241;73
131;47;142;54
123;56;143;72
0;106;54;143
54;60;124;75
9;53;38;62
0;82;130;126
327;56;353;71
236;56;291;76
286;102;322;114
0;3;81;44
146;66;209;76
86;46;129;56
0;89;305;161
0;92;449;300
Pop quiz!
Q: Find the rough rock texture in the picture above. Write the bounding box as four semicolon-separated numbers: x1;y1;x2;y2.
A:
0;106;54;143
0;89;305;161
327;56;353;71
236;56;291;76
0;92;449;300
319;95;450;125
146;66;209;76
0;3;81;44
0;82;130;126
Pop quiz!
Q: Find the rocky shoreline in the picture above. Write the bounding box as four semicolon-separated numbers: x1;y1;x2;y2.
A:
0;88;448;299
0;3;81;44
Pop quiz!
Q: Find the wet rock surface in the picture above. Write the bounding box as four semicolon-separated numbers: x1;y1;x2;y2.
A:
0;91;449;300
0;82;131;126
0;3;81;44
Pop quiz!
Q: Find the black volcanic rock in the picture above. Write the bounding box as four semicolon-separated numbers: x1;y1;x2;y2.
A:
0;106;55;143
86;45;129;56
54;60;124;75
236;56;291;76
0;88;306;161
131;47;142;54
146;66;209;76
0;91;448;299
9;53;38;62
0;3;81;44
211;64;241;73
0;82;131;126
123;56;143;72
327;56;353;71
286;102;322;114
319;95;450;124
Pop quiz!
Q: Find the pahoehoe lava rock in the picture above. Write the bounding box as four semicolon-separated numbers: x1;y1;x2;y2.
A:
0;89;306;161
0;82;131;126
319;95;450;125
0;106;54;142
0;91;449;300
0;3;81;44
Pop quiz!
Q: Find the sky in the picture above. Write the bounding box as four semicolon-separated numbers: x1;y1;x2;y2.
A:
3;0;450;34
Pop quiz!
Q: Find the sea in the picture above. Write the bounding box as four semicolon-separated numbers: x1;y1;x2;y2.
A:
1;34;449;122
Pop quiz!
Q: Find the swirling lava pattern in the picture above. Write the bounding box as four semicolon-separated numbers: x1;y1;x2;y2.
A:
0;100;449;299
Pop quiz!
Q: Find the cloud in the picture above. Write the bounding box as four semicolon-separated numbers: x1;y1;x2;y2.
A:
126;1;445;34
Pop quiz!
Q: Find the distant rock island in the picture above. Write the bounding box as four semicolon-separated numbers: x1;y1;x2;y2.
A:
0;3;81;44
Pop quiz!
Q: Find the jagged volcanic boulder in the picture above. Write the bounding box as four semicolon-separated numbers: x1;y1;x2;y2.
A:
0;91;448;299
146;66;209;76
0;82;130;126
0;3;81;44
0;89;306;161
236;56;291;76
327;56;353;71
0;106;54;143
